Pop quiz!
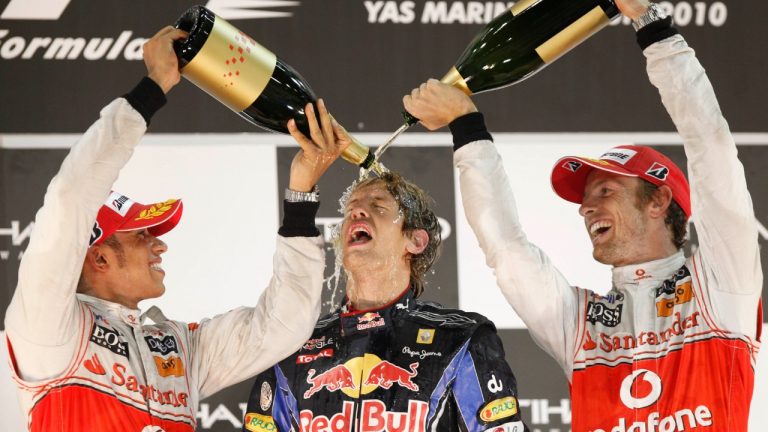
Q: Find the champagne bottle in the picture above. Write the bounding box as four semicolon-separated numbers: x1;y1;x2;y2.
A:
174;5;375;169
403;0;620;125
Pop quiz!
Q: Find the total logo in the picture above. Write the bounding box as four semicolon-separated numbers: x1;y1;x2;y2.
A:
591;369;714;432
0;0;299;21
304;354;418;399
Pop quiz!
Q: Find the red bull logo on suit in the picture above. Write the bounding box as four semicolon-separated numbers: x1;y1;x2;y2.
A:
303;354;419;399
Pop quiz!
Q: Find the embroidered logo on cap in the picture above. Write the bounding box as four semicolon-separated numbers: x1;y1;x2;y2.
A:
645;162;670;181
105;192;135;216
563;161;582;172
135;199;178;221
600;149;638;165
90;221;104;246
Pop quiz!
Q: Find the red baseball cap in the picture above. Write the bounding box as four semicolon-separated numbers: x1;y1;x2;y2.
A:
90;191;184;246
550;145;690;217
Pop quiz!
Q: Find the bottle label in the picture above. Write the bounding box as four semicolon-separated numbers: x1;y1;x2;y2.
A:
181;16;277;112
535;6;610;64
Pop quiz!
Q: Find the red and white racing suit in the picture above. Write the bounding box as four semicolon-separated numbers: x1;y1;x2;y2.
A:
4;79;325;431
453;35;762;431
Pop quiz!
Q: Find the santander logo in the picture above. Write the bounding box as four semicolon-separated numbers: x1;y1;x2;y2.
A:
619;369;662;409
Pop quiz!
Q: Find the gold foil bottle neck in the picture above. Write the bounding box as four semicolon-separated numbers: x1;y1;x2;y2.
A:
342;137;373;168
441;67;473;96
179;14;277;112
535;6;610;64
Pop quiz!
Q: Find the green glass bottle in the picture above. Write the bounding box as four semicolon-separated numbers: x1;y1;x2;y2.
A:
174;5;375;169
404;0;620;125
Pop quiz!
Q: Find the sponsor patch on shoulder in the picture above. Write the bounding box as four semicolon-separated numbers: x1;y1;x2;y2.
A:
479;396;518;423
244;413;276;431
416;328;435;344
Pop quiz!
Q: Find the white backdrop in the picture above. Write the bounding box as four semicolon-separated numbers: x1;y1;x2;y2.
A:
2;132;766;431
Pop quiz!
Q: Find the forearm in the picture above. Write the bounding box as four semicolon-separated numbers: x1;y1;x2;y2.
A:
452;116;578;372
195;201;324;397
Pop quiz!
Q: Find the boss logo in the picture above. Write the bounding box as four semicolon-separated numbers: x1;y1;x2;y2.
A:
90;324;129;358
586;302;623;327
144;335;179;355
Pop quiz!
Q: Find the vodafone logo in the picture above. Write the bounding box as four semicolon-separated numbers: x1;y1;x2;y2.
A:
620;369;662;409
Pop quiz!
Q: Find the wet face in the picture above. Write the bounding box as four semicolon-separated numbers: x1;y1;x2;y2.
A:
579;171;653;266
102;229;168;307
340;182;413;276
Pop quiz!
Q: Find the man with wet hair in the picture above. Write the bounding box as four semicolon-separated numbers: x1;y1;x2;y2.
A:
5;26;343;431
404;0;762;430
242;105;528;432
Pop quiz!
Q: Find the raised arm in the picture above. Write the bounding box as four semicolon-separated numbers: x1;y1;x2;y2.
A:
637;6;761;332
192;99;351;397
404;82;581;376
4;27;186;381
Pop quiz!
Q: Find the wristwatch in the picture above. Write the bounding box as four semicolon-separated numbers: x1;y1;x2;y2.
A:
632;3;667;31
285;185;320;202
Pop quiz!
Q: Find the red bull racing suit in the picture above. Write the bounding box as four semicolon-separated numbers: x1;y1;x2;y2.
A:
450;23;762;432
4;78;325;431
243;289;528;432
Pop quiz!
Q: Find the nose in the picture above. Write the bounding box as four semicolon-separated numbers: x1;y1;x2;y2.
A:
578;197;596;218
152;236;168;254
348;206;369;220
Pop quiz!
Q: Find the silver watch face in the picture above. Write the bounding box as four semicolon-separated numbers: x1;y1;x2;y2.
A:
633;4;666;30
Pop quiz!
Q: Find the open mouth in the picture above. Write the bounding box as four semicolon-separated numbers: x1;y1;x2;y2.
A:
348;224;373;246
589;221;612;242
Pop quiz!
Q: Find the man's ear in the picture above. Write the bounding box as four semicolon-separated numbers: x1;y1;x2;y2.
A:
85;245;110;272
647;184;674;219
406;229;429;255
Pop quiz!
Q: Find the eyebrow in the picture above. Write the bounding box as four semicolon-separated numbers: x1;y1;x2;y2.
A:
346;193;394;208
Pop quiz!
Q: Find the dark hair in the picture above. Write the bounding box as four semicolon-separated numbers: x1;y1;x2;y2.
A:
349;172;442;297
636;180;688;249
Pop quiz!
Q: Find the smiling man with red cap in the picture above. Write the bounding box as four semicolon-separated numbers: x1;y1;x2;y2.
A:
4;26;348;432
404;0;761;430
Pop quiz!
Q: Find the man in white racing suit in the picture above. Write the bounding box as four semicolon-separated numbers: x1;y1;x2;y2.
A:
4;26;351;431
403;0;762;430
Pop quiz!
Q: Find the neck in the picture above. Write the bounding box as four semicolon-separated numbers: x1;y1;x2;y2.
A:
346;266;411;311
